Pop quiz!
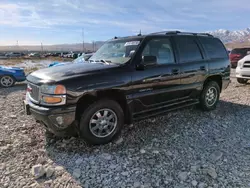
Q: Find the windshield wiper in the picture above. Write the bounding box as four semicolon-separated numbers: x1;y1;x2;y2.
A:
89;59;112;65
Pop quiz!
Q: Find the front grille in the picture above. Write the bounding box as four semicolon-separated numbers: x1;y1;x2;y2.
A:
242;75;250;78
28;83;40;103
243;61;250;68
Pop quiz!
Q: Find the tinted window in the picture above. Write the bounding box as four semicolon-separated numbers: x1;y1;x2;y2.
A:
175;36;203;62
142;38;175;64
231;48;250;55
200;37;228;59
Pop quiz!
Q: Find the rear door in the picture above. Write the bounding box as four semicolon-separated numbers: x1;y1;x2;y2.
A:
198;36;230;77
173;36;208;100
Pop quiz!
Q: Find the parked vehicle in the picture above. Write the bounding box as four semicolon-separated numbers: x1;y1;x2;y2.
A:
51;52;61;57
48;53;93;67
24;31;230;145
229;48;250;68
236;53;250;84
28;53;40;57
0;66;26;87
60;52;68;57
5;52;23;58
0;53;7;59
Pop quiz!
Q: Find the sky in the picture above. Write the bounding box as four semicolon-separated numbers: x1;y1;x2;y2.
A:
0;0;249;45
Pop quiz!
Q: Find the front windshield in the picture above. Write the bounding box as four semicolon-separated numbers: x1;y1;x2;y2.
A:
89;39;141;64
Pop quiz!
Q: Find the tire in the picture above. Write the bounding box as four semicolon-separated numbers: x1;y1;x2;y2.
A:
0;75;16;87
79;99;124;145
199;81;220;111
237;78;248;84
45;129;55;139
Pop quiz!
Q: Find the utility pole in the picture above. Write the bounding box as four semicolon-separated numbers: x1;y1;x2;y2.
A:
41;42;43;54
16;40;19;51
82;28;85;53
92;41;95;52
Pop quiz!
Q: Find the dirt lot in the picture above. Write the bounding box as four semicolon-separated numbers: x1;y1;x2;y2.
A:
0;69;250;188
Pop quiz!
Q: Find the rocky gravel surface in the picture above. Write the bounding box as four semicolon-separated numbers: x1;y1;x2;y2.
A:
1;72;250;188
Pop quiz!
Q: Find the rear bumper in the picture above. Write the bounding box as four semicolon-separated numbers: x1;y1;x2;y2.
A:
236;67;250;79
222;79;231;90
24;95;78;137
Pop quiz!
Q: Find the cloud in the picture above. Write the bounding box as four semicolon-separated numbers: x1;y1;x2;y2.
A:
0;0;249;45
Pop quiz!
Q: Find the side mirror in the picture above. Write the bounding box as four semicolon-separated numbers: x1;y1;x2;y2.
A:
143;55;157;65
136;55;157;70
247;51;250;55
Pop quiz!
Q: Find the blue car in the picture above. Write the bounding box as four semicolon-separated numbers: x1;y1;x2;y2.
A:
0;66;26;87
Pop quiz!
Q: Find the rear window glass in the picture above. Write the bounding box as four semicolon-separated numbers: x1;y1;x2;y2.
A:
199;37;228;59
231;48;250;55
175;36;203;62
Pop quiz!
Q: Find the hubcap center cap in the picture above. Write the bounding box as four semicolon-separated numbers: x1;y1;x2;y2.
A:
100;120;107;125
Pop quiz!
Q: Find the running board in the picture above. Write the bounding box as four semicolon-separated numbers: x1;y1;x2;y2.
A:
133;100;199;121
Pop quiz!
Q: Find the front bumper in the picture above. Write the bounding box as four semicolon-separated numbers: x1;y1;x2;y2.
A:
236;67;250;79
24;95;78;137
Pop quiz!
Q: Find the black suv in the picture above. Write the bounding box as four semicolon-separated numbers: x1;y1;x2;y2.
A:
24;31;230;145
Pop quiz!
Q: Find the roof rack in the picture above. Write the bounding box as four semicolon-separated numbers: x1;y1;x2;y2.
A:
149;31;213;37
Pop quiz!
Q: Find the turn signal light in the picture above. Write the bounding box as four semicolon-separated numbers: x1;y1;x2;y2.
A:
42;96;62;104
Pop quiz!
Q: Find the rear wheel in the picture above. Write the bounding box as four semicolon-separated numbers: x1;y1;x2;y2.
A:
0;75;15;87
79;99;124;145
237;78;248;84
199;81;220;111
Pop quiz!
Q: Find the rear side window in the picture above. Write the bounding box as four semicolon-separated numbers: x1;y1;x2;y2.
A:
174;36;203;62
231;48;250;55
199;37;228;59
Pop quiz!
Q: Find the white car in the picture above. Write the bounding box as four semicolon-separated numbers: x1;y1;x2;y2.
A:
236;53;250;84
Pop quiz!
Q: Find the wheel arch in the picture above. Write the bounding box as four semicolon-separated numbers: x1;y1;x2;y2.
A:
203;75;222;92
75;89;132;125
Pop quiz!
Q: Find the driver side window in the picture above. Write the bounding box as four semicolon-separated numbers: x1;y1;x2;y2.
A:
142;38;175;65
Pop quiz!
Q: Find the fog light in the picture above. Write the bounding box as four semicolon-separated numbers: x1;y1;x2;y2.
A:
49;112;75;129
56;116;64;125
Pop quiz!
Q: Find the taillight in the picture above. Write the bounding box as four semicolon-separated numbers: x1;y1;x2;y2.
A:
229;53;241;60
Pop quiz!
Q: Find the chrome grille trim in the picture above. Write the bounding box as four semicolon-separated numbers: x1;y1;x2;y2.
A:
27;83;40;103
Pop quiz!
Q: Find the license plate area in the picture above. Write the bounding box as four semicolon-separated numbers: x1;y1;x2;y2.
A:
23;100;31;115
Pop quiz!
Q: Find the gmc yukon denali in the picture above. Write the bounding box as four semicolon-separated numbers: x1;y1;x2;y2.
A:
24;31;231;145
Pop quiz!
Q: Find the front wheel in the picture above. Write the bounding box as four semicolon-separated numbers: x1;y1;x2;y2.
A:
0;75;16;87
199;81;220;111
237;78;248;84
79;99;124;145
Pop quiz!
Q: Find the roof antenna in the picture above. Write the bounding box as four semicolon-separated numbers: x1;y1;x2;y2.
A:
137;29;142;36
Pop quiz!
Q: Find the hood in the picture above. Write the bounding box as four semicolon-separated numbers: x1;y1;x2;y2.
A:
0;66;24;71
27;62;119;84
241;54;250;61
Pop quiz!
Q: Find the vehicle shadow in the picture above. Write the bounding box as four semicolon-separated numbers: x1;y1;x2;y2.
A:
45;100;250;187
0;82;26;96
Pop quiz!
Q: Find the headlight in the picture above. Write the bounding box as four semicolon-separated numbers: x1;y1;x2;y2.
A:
237;60;244;68
41;84;66;94
40;85;66;105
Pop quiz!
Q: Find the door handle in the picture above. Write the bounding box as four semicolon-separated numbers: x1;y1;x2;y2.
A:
172;69;179;75
200;66;206;70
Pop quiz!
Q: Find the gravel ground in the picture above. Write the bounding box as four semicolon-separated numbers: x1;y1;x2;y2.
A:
1;70;250;188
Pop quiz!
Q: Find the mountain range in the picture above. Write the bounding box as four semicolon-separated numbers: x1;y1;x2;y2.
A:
208;27;250;43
